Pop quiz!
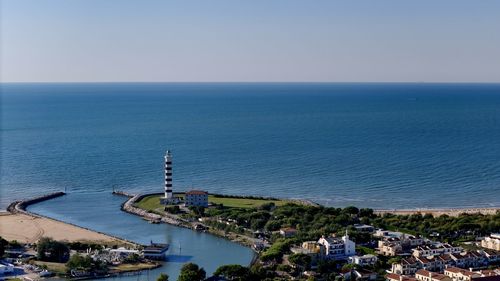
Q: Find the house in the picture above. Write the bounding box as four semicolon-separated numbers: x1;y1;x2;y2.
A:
378;233;425;256
379;240;404;256
349;254;378;266
392;256;422;275
478;249;500;263
185;190;209;207
143;242;169;260
415;269;452;281
413;244;463;258
450;252;487;268
291;241;325;263
354;224;375;233
343;269;378;281
482;234;500;251
386;273;418;281
444;267;480;281
279;227;297;238
318;231;355;260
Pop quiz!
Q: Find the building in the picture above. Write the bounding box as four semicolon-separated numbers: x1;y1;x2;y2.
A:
392;256;423;275
415;269;452;281
386;273;418;281
349;254;379;266
342;269;378;281
280;227;297;238
377;232;425;256
161;150;178;205
450;252;487;268
185;190;209;207
354;224;375;233
143;242;169;260
290;241;325;263
318;231;355;260
413;244;463;258
482;234;500;251
379;240;404;256
444;267;480;281
479;249;500;263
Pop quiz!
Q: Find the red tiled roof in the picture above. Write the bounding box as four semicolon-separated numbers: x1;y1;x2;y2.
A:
386;273;402;280
185;190;208;195
416;269;432;277
445;267;463;273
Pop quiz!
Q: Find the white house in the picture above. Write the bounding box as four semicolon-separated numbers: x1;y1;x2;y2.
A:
318;231;355;260
481;234;500;251
185;190;209;207
349;254;378;266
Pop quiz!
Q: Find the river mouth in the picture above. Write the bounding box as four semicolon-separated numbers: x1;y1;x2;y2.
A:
27;192;255;280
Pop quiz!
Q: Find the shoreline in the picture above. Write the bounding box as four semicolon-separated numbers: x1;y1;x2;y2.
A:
374;207;499;217
115;191;261;251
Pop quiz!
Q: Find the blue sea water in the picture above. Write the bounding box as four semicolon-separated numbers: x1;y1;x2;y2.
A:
2;83;500;210
2;82;500;278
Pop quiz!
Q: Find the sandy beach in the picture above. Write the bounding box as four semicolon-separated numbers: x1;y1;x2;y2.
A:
0;212;130;245
374;207;500;217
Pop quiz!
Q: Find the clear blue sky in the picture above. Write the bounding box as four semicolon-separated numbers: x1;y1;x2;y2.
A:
1;0;499;82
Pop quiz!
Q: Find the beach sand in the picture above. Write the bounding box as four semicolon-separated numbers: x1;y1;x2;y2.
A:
0;212;129;245
374;207;499;217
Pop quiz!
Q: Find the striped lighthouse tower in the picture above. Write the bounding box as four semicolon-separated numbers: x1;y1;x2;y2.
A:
164;150;173;199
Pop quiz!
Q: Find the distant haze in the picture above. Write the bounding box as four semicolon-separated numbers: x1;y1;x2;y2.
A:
1;0;500;83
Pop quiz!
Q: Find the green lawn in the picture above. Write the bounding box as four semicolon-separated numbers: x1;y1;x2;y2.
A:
32;260;67;275
134;194;287;210
134;195;162;212
209;196;286;208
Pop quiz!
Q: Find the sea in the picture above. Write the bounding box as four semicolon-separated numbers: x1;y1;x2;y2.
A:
1;83;500;278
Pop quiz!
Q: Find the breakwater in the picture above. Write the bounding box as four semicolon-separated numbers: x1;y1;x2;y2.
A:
7;191;66;217
115;191;185;226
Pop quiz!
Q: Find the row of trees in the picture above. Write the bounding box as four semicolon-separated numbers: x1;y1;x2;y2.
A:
204;202;499;243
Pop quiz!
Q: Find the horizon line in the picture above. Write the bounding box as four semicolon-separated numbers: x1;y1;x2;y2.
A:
2;81;500;84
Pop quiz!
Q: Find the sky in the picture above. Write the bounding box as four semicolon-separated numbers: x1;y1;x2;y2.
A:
1;0;500;83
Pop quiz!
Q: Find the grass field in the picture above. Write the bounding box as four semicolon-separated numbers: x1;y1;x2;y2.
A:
208;196;286;208
32;260;67;275
134;193;287;211
110;263;158;272
134;195;162;212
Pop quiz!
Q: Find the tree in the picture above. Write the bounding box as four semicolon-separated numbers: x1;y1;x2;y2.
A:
177;263;206;281
288;253;312;271
0;236;8;257
214;264;251;280
157;273;169;281
37;237;70;262
66;254;93;271
66;254;108;274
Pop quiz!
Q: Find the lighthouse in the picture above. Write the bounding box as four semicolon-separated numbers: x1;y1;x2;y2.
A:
164;150;173;199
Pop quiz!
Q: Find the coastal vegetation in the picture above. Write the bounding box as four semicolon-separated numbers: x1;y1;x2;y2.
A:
157;273;169;281
37;237;70;263
128;192;500;280
177;262;206;281
0;236;8;257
